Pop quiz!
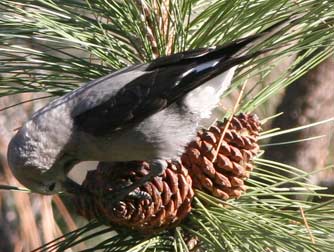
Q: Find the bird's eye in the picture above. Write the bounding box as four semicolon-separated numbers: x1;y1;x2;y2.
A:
48;183;56;191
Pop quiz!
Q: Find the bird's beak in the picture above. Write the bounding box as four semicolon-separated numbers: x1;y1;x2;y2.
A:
62;177;83;194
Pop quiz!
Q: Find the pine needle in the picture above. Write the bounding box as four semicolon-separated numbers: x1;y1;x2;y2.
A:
0;184;30;192
300;207;315;244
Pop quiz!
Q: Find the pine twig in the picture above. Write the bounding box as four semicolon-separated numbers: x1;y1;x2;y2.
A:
135;0;160;59
212;80;248;162
299;206;315;244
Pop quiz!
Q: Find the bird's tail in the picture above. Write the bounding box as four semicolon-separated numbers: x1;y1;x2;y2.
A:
213;13;303;59
149;14;302;103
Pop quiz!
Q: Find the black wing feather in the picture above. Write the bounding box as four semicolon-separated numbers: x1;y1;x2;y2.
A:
74;16;294;136
74;67;176;136
74;46;253;136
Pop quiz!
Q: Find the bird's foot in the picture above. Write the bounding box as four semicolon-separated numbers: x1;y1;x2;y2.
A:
105;188;152;205
128;190;152;201
105;159;167;205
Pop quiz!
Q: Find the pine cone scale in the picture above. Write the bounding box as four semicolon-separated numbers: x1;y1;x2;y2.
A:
74;113;261;234
182;113;261;200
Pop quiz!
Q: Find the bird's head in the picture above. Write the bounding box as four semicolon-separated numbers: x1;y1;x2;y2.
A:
7;124;79;195
9;170;65;195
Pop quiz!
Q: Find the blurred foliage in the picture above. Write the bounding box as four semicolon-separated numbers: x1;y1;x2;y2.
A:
0;0;334;251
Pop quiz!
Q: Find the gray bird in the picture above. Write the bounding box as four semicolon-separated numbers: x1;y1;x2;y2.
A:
7;18;293;201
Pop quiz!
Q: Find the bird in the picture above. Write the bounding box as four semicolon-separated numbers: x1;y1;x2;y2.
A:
7;17;295;203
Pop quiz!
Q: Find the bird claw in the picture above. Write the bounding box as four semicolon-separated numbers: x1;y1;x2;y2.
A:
103;159;166;205
104;188;152;205
128;190;152;202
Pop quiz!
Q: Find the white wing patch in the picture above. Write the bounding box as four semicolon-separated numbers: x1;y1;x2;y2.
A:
185;66;236;119
68;161;99;184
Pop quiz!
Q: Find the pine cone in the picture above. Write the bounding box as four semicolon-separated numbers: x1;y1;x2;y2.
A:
181;113;261;200
74;113;261;233
75;161;194;234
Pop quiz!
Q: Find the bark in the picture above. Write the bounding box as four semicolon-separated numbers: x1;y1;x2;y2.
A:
265;55;334;189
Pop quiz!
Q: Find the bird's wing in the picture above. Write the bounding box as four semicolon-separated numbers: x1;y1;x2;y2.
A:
72;58;193;136
73;16;295;136
73;45;252;136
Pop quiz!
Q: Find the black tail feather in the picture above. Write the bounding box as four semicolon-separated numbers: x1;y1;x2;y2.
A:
148;13;301;72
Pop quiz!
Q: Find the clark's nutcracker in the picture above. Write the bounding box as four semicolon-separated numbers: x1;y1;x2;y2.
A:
7;18;293;202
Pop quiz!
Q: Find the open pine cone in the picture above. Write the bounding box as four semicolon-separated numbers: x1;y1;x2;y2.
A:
75;160;194;234
181;113;261;200
74;113;261;233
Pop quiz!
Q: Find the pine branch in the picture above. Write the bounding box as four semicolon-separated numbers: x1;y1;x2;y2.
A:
0;1;334;252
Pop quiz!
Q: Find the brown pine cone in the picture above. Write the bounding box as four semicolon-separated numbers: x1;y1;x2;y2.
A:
74;160;194;234
181;113;261;200
74;113;261;233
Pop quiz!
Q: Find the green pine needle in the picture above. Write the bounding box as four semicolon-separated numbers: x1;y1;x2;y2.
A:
1;0;334;251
